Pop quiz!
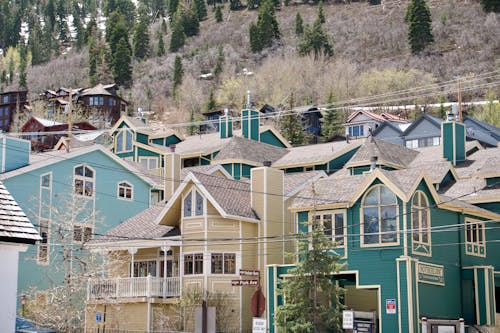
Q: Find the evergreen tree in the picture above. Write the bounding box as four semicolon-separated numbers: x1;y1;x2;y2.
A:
133;14;151;60
317;0;325;24
322;91;342;139
172;55;184;95
161;17;168;33
44;0;57;29
169;8;186;52
369;0;381;4
29;20;50;65
84;17;98;44
18;43;28;89
185;1;200;36
229;0;243;10
157;31;166;57
72;6;85;50
405;0;434;54
295;12;304;36
280;94;305;145
88;37;98;85
204;90;217;112
104;0;136;24
112;37;133;87
213;45;224;78
195;0;208;20
108;12;130;60
298;18;334;58
275;201;345;332
168;0;179;16
480;0;500;12
215;5;223;22
247;0;261;10
249;22;262;53
249;0;279;52
8;54;14;84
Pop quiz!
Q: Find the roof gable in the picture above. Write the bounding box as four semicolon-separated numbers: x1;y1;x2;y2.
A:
402;113;442;137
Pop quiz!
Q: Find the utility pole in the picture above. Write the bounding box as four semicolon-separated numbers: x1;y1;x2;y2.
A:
66;89;73;152
457;80;462;122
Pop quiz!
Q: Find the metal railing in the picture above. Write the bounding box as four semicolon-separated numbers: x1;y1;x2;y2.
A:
87;276;180;300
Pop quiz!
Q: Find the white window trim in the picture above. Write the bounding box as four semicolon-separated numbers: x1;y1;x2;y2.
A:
139;156;159;170
40;172;52;191
360;184;400;247
465;218;486;257
183;252;204;276
115;127;134;153
210;252;239;276
411;191;432;257
117;181;134;201
72;224;93;244
73;164;96;198
37;218;50;265
309;210;347;253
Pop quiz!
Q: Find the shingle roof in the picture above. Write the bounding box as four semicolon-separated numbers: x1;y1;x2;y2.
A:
464;116;500;147
455;147;500;178
380;168;423;196
214;136;288;164
179;165;230;180
0;182;41;244
283;171;326;196
193;172;259;219
80;83;112;96
346;137;419;168
33;117;63;127
291;174;370;208
438;194;498;216
94;204;175;242
444;178;500;203
273;140;362;168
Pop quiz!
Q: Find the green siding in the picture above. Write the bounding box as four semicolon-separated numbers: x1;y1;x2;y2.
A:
136;132;149;144
486;177;500;187
477;202;500;214
222;164;232;175
138;147;159;157
233;163;241;180
152;138;164;145
259;130;287;148
328;146;360;173
351;166;371;175
242;164;252;179
242;109;259;141
284;167;304;174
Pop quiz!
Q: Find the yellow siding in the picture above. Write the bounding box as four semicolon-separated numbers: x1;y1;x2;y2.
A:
86;303;149;331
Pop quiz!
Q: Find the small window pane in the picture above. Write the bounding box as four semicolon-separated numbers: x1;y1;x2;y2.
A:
224;254;236;274
195;192;203;216
125;130;133;150
364;207;379;244
184;192;192;217
211;253;223;274
84;227;92;242
41;174;51;188
334;214;344;244
75;166;84;176
381;206;397;243
73;226;82;242
84;181;94;196
184;255;193;275
380;187;396;205
364;188;379;206
84;167;93;178
116;132;124;152
323;214;332;241
75;179;84;195
194;253;203;274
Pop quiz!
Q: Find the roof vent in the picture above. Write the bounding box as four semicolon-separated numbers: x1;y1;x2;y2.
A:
263;161;272;167
169;144;176;153
370;156;378;171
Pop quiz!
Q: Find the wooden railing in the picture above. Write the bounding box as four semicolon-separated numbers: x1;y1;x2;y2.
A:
87;276;180;300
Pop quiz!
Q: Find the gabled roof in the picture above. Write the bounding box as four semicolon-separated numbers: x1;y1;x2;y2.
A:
213;136;288;166
273;140;363;169
463;116;500;147
180;165;233;180
80;83;113;96
346;110;406;124
444;178;500;204
0;182;41;244
33;117;64;127
345;137;419;169
0;145;158;187
283;170;326;198
371;121;406;137
157;172;259;226
402;113;443;136
455;146;500;179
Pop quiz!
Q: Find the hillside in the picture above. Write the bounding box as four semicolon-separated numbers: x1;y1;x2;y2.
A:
4;0;500;127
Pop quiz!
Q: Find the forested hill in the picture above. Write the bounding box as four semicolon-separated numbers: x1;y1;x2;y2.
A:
0;0;498;125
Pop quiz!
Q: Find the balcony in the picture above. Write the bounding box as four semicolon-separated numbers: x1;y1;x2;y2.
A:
87;276;180;300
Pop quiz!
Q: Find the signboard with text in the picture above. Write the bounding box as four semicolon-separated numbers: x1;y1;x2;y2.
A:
342;310;354;329
252;318;266;333
418;262;445;286
232;279;259;286
386;299;396;314
240;269;260;276
354;320;373;333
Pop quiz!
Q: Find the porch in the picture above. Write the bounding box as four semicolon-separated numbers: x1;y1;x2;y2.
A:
87;276;180;300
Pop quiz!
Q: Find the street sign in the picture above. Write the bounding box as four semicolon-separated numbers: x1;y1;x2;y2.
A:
342;310;354;329
240;269;260;276
354;321;373;333
252;318;266;333
386;299;396;314
96;311;102;323
232;279;259;286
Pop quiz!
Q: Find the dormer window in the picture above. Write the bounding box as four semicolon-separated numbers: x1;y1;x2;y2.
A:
74;165;95;197
183;190;204;217
115;128;133;153
361;185;398;246
118;181;133;200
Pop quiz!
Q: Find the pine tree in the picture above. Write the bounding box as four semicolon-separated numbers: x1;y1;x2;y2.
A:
215;5;223;22
88;37;98;85
44;0;57;29
195;0;208;20
185;1;200;36
157;31;166;57
213;45;224;78
405;0;434;54
169;8;186;52
298;18;334;58
322;91;342;139
172;55;184;95
133;14;151;60
161;17;168;33
112;37;133;87
249;0;280;53
280;94;305;145
8;54;14;84
18;43;28;89
249;22;262;53
247;0;261;10
275;200;345;332
168;0;179;16
72;6;85;50
204;90;217;112
317;0;325;24
295;12;304;36
480;0;500;12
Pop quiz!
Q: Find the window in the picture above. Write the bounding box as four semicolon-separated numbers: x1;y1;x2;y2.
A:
139;157;158;170
184;253;203;275
73;225;92;243
406;137;440;149
312;211;345;246
115;128;133;153
183;190;204;217
38;218;49;264
211;253;236;274
41;173;51;189
411;191;431;255
3;95;9;103
74;165;95;197
109;97;114;106
362;185;398;246
348;125;364;137
118;181;133;200
465;219;486;257
134;260;158;277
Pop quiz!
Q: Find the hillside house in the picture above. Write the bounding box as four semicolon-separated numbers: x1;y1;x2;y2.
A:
0;90;28;132
345;110;408;139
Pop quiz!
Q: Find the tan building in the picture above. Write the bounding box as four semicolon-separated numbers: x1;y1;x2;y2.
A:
86;161;325;332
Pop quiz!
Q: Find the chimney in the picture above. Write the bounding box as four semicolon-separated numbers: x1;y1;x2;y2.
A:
251;166;284;288
219;109;233;139
370;156;378;171
241;92;260;142
164;146;181;201
441;120;466;166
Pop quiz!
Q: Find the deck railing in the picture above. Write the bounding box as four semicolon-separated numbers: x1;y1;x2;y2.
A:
87;276;180;300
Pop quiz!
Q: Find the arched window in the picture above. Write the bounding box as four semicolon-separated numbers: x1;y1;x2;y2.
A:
74;164;95;197
362;185;398;246
411;191;431;255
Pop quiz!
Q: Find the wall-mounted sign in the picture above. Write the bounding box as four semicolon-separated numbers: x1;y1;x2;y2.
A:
232;279;259;286
418;262;445;286
240;269;260;276
386;299;396;314
252;318;266;333
342;310;354;329
354;321;374;333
